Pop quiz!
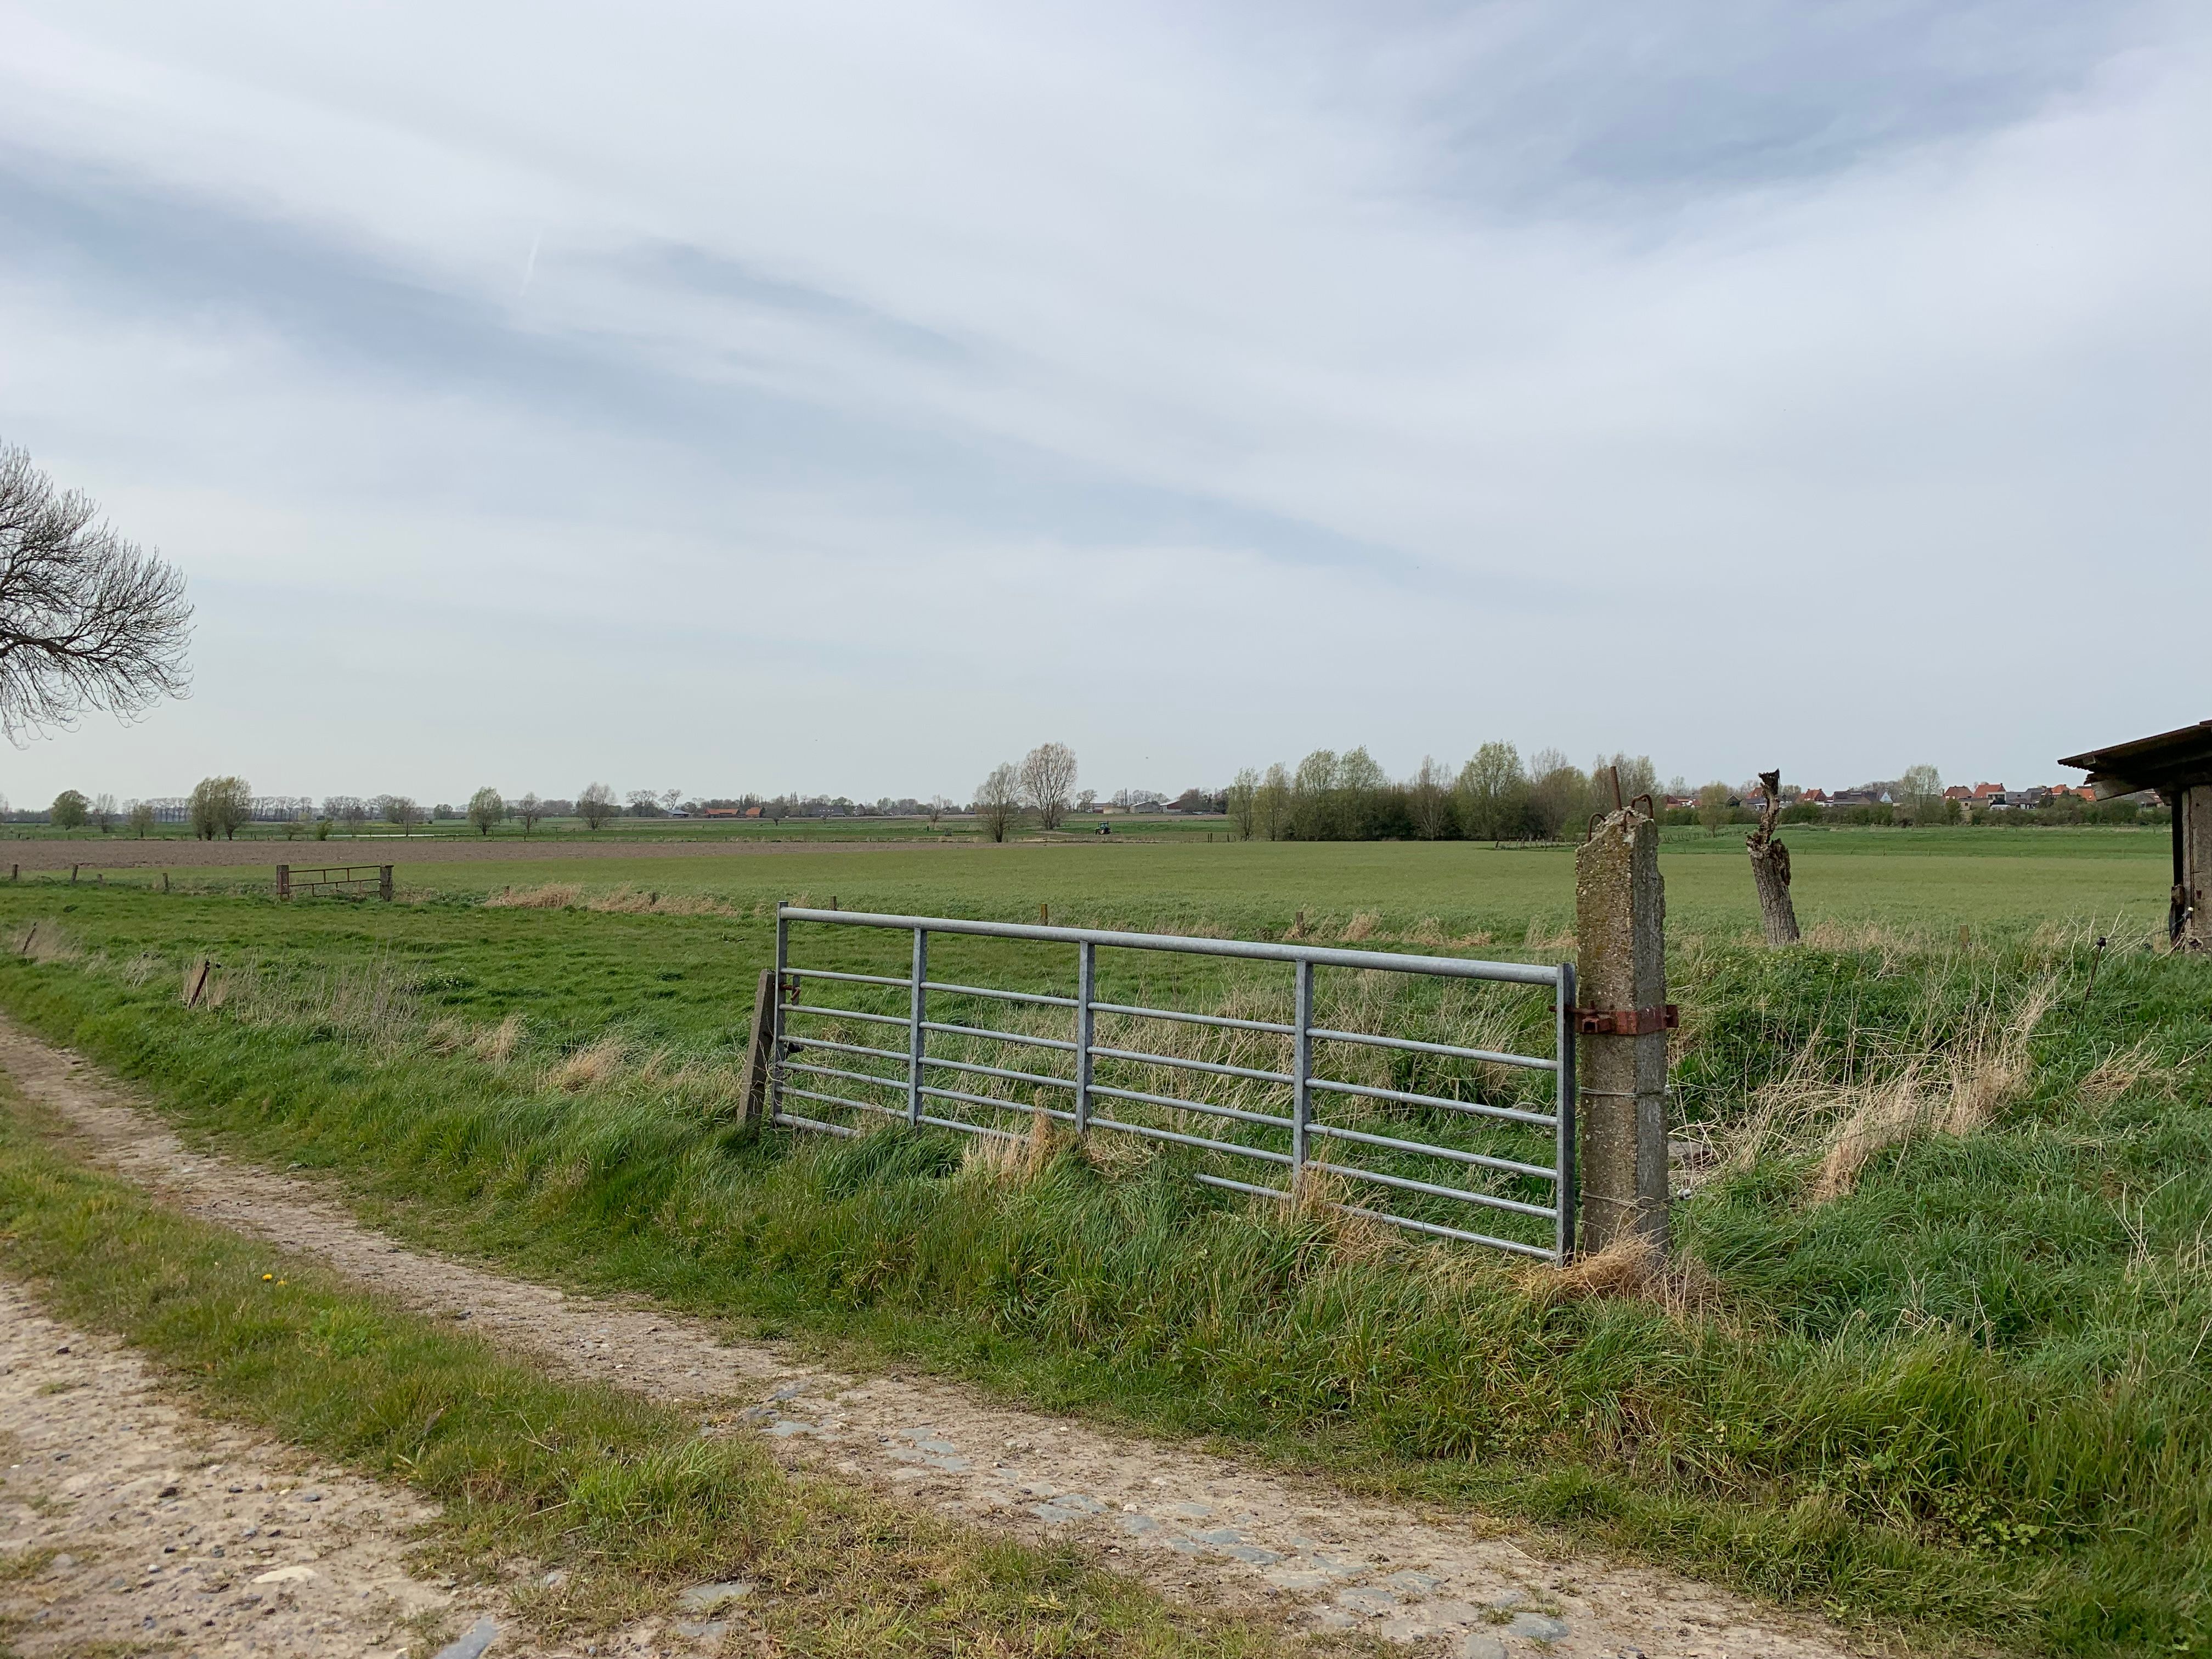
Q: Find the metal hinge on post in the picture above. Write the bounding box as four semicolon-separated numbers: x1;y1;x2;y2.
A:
1571;1004;1678;1036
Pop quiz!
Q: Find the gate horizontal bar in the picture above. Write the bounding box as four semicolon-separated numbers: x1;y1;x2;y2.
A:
786;1003;910;1027
1087;1045;1292;1086
771;1110;856;1138
778;1085;901;1120
1090;1002;1296;1036
1334;1203;1555;1257
920;1019;1077;1053
920;1084;1077;1122
1316;1158;1560;1218
783;1060;905;1093
1193;1171;1290;1201
1086;1116;1295;1163
922;1055;1076;1091
787;967;909;989
1306;1121;1558;1180
786;1035;908;1066
1087;1081;1294;1130
781;908;1562;985
923;979;1079;1009
1307;1075;1557;1127
1307;1026;1557;1072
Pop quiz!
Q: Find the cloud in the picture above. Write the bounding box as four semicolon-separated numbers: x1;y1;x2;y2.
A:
0;0;2204;800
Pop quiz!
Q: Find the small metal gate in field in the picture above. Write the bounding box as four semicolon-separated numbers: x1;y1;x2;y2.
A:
769;905;1578;1261
276;864;394;901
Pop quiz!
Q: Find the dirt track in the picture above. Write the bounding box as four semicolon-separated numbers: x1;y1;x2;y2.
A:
0;1017;1869;1659
0;836;974;873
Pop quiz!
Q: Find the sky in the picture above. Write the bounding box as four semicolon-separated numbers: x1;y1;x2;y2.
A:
1;1;2206;808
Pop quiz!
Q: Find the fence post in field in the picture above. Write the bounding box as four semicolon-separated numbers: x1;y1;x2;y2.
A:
1573;803;1672;1254
276;865;291;901
737;967;778;1128
379;866;394;901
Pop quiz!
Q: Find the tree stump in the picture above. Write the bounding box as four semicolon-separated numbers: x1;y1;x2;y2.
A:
1746;769;1801;945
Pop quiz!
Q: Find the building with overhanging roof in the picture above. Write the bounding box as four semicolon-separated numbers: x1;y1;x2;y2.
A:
2058;719;2212;947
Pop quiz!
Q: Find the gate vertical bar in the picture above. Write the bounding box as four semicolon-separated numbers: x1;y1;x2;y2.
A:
771;902;791;1122
1292;959;1313;1185
1075;940;1096;1133
908;927;928;1125
1554;961;1577;1262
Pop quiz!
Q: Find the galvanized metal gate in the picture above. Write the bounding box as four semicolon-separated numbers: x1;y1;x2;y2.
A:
769;904;1577;1261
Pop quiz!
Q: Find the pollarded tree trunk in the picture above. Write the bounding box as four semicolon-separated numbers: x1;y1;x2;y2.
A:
1746;769;1801;945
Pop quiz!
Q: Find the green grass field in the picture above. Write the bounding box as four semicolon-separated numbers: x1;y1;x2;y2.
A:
0;826;2203;1657
10;823;2177;944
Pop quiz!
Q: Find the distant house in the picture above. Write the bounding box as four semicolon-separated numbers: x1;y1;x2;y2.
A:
702;808;744;819
1944;786;1974;802
1798;788;1830;805
1971;782;2010;806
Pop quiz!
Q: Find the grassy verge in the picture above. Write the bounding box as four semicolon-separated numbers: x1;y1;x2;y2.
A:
1;885;2208;1657
0;1084;1289;1658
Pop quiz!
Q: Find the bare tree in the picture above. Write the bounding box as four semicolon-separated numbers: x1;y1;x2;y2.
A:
1406;757;1449;840
126;798;154;838
515;792;545;835
660;787;682;815
1746;770;1802;944
974;762;1022;843
50;788;88;831
577;781;618;830
0;442;193;744
381;794;424;835
91;791;117;832
1018;742;1078;831
466;786;505;837
190;776;251;840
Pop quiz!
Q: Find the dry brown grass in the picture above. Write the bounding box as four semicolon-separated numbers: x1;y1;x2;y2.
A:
958;1109;1065;1184
1521;915;1575;953
9;920;82;966
1793;977;2059;1203
483;881;584;909
1339;911;1381;943
1526;1233;1724;1318
549;1035;628;1093
205;954;419;1046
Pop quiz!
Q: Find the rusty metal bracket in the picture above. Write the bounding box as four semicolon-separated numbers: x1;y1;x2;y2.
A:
1572;1004;1679;1036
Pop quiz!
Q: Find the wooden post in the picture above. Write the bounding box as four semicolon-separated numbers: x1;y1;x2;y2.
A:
276;864;291;901
1574;804;1671;1254
1746;770;1801;945
379;866;394;901
736;967;779;1127
2179;785;2212;951
161;871;170;893
182;957;213;1008
69;865;78;884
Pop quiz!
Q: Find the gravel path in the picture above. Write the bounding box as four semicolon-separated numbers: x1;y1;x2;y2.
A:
0;1279;478;1657
0;1015;1870;1659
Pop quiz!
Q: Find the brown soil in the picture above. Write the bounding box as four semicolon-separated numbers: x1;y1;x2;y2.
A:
0;1017;1871;1659
0;836;975;873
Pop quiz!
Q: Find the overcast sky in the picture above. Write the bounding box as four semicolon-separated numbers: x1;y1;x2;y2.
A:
2;1;2205;807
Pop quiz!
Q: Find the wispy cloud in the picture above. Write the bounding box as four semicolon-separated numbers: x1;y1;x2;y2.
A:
0;1;2204;799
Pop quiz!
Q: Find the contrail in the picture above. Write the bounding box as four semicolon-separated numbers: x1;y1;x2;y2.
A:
521;229;543;295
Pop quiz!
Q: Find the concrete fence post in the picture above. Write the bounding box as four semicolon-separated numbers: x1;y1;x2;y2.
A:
276;864;291;901
1573;804;1672;1253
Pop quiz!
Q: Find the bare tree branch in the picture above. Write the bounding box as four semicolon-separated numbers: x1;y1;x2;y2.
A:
0;442;192;744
